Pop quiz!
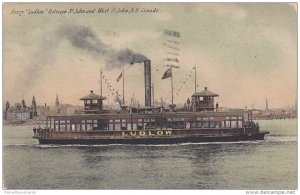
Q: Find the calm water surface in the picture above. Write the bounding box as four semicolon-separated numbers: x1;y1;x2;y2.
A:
2;119;297;189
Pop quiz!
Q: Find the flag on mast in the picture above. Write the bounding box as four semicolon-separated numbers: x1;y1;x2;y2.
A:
161;68;172;79
116;72;122;82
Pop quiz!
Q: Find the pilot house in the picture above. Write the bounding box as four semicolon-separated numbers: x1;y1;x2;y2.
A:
192;87;219;112
80;90;106;114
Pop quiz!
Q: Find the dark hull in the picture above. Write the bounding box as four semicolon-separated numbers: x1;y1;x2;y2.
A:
38;132;268;145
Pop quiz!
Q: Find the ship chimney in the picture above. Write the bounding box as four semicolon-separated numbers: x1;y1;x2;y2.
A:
144;60;152;107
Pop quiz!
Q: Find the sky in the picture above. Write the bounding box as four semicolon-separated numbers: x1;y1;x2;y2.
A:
3;3;297;109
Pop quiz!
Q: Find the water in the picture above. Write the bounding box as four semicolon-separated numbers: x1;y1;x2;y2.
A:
2;120;297;189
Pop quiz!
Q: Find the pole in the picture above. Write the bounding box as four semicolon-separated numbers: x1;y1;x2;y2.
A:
122;67;125;105
100;69;103;96
171;67;173;107
194;66;197;93
152;83;154;107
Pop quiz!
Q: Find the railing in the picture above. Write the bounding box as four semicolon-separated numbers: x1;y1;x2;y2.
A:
33;128;53;138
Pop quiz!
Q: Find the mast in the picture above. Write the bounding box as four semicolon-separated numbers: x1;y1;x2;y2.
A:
152;83;154;107
122;67;125;105
165;64;179;108
194;66;197;93
100;68;103;96
171;67;174;106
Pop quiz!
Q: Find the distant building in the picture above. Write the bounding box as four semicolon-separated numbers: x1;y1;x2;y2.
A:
32;96;37;117
4;97;37;123
55;94;60;114
35;95;83;120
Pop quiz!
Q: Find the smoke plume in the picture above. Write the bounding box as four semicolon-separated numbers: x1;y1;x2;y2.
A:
19;23;148;91
59;24;148;68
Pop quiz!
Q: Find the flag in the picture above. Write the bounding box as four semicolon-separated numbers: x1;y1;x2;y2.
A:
161;68;172;79
116;72;122;82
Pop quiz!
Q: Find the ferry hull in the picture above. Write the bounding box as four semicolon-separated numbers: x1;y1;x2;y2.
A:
37;132;268;145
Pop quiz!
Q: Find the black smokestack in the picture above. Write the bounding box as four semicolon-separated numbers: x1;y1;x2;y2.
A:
144;60;152;107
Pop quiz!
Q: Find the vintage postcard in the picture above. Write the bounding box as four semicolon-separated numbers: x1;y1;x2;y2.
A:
2;2;297;192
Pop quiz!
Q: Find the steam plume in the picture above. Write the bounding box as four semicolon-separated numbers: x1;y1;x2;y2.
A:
18;23;148;90
59;24;148;68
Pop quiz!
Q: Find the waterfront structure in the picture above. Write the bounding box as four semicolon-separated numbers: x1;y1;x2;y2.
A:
32;96;37;117
4;98;36;123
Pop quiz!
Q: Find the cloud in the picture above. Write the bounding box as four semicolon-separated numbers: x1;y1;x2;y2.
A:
197;4;247;21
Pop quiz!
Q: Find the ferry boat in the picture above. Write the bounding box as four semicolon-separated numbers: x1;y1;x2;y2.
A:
33;60;269;145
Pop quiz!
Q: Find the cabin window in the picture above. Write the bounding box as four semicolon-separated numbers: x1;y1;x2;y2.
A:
71;124;76;131
137;123;143;130
60;125;65;131
190;122;196;128
115;124;120;130
87;100;91;104
87;124;92;131
50;119;54;127
203;121;209;128
185;122;191;129
210;122;216;128
92;100;98;104
132;124;137;130
225;121;231;127
197;122;202;128
236;121;242;128
67;125;70;131
81;124;86;131
108;124;113;130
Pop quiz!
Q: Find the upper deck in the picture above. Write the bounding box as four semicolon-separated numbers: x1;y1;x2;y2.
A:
44;110;254;132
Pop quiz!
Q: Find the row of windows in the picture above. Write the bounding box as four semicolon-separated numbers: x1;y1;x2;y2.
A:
85;100;99;104
50;116;243;125
52;120;244;131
